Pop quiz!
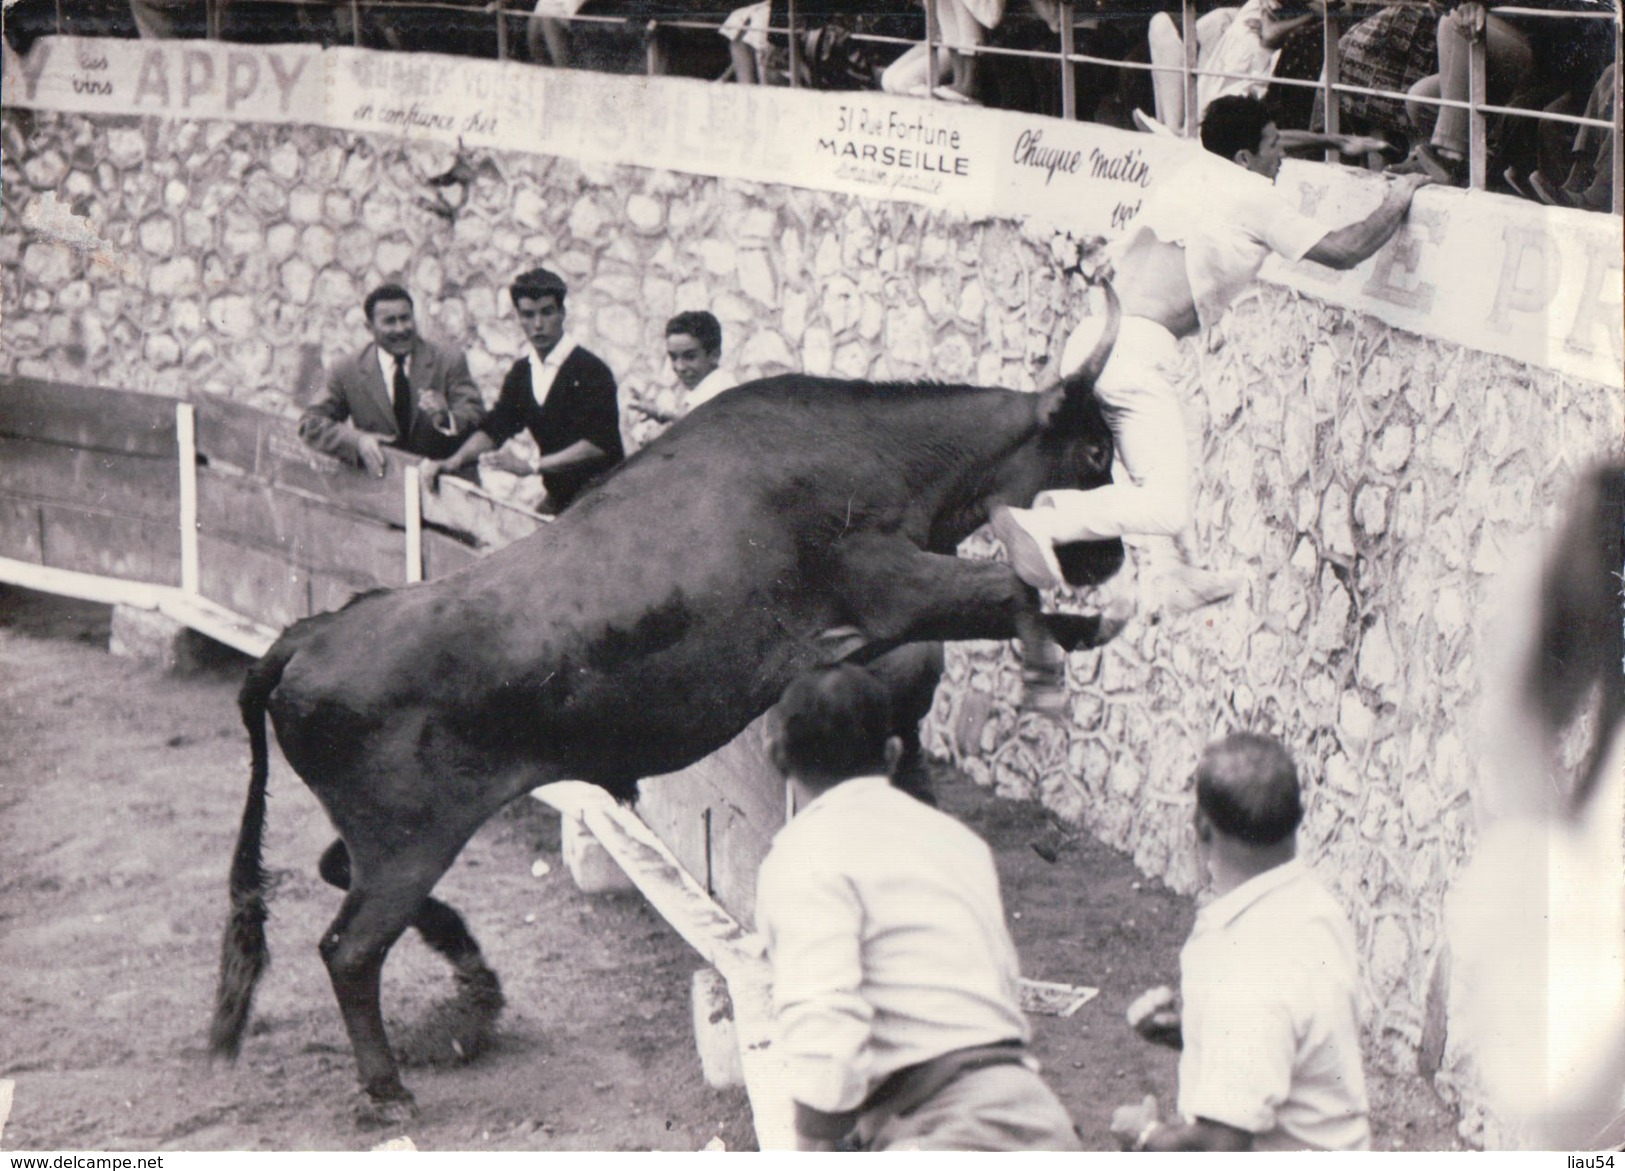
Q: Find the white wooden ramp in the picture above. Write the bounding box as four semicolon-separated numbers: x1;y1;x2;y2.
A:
532;781;794;1151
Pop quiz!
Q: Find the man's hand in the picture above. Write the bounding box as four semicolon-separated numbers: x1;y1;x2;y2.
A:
1339;134;1394;157
420;459;444;493
1126;985;1182;1048
1109;1094;1161;1151
356;432;387;478
795;1134;840;1152
1391;170;1436;195
1449;1;1486;41
483;449;535;477
418;388;454;432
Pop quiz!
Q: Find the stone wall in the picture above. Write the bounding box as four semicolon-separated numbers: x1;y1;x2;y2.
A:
4;105;1622;1140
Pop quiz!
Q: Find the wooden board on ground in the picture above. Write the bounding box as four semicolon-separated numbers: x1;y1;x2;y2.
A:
635;714;785;928
0;375;176;457
192;396;410;529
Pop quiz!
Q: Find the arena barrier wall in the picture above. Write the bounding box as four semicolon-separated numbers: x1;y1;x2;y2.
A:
4;36;1623;1146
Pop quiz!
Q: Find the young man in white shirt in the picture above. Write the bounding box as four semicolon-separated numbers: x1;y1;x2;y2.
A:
756;664;1080;1151
665;310;736;411
1109;732;1371;1151
992;96;1431;625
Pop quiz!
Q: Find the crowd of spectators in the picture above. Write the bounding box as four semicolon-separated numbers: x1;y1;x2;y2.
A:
4;0;1617;210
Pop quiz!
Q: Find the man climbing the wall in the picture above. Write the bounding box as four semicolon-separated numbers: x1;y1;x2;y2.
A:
991;97;1432;646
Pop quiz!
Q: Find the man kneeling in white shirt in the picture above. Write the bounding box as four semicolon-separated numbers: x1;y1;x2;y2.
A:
756;664;1080;1151
1110;733;1371;1152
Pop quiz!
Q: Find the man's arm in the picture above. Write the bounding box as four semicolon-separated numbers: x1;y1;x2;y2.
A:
1303;172;1433;270
298;362;387;476
1279;129;1395;158
755;851;874;1150
534;437;608;474
437;350;485;438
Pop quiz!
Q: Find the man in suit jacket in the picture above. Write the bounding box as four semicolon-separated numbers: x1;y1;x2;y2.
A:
424;267;624;512
299;283;485;477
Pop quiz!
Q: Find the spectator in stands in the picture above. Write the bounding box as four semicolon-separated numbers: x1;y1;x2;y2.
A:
1397;1;1614;188
1259;0;1335;131
1445;462;1625;1149
757;663;1081;1151
882;0;1005;102
1318;2;1440;151
1144;3;1239;135
1529;62;1618;212
423;267;623;512
665;310;736;409
299;284;485;479
1108;733;1372;1152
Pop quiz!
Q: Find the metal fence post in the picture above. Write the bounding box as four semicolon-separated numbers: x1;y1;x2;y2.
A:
495;0;508;61
925;0;940;100
1614;18;1623;214
1059;1;1076;122
1181;0;1197;137
1467;12;1488;190
1322;4;1341;143
787;0;801;88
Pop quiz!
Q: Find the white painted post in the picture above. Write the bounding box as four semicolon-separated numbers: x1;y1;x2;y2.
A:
404;464;424;583
176;403;199;596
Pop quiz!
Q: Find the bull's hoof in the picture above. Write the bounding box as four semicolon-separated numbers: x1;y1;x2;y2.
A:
353;1089;418;1130
395;969;504;1067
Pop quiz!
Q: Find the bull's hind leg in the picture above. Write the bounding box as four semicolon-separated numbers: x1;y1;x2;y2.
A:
318;840;505;1068
317;842;480;1125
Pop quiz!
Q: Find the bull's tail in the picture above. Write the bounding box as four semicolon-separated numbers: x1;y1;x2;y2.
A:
208;641;294;1059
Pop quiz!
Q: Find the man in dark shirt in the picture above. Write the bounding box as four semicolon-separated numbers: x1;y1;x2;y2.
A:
424;267;624;511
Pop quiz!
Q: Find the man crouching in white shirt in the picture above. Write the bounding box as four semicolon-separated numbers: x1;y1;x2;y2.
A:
756;664;1080;1151
1110;732;1371;1152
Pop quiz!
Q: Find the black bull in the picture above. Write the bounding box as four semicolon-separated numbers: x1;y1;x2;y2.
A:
209;290;1126;1121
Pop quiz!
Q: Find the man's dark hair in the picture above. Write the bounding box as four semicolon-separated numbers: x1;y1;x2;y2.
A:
1200;95;1273;164
665;310;722;355
510;267;568;309
772;664;893;783
1195;733;1303;847
364;283;414;321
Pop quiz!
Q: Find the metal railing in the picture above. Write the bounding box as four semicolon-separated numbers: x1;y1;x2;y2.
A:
39;0;1620;210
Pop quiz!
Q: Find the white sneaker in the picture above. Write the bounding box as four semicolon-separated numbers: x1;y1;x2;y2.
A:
990;505;1065;591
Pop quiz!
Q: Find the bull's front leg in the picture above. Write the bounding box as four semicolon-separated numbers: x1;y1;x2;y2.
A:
825;533;1122;658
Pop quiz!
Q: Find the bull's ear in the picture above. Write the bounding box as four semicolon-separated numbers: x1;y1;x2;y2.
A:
1061;282;1121;395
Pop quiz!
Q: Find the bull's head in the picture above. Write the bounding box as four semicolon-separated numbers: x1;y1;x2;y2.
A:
989;283;1122;587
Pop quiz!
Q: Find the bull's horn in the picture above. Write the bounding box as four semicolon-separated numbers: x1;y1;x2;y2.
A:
1062;282;1121;392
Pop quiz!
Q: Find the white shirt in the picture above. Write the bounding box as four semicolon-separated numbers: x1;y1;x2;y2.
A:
377;347;408;407
1196;0;1282;116
1112;151;1328;331
1177;858;1372;1151
755;776;1030;1115
526;331;580;412
685;367;737;410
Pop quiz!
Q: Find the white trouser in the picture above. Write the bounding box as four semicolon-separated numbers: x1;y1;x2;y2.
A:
1033;315;1189;542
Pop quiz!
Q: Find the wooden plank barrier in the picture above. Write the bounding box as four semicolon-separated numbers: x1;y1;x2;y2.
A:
0;376;182;586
